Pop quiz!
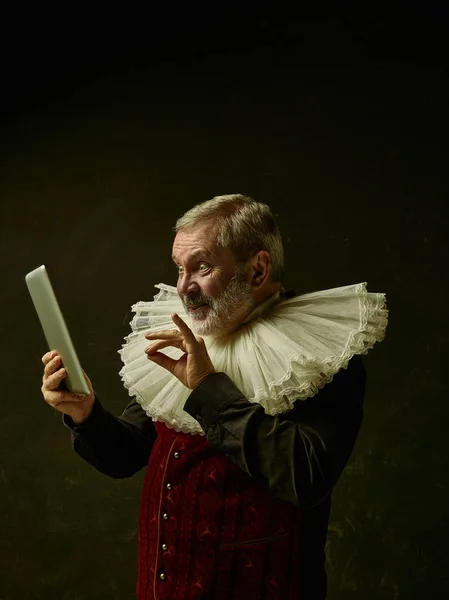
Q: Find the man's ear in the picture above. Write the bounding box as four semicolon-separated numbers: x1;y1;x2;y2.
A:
251;251;271;288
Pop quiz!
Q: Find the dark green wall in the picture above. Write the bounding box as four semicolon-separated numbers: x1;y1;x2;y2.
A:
1;12;447;599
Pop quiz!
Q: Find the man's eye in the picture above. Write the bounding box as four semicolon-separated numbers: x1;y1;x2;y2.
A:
176;263;208;273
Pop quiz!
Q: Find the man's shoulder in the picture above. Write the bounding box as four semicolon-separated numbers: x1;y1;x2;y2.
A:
294;355;366;417
328;354;367;408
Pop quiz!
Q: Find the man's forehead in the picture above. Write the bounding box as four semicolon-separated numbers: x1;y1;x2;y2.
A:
172;226;221;259
171;247;218;261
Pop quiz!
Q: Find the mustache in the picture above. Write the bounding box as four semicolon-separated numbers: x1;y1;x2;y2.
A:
182;294;211;308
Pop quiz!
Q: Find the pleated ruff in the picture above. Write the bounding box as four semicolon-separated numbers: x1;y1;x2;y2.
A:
119;282;388;436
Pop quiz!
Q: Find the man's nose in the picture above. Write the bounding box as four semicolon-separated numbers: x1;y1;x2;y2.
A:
177;273;200;296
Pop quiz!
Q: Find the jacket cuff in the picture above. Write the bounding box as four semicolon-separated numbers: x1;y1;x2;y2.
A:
183;372;244;432
62;396;106;434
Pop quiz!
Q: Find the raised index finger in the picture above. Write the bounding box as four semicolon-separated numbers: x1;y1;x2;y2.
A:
172;313;194;339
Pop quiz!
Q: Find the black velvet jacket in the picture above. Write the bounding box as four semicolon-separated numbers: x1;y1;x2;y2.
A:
64;353;366;599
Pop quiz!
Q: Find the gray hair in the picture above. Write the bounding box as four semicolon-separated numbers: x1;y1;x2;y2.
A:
174;194;284;282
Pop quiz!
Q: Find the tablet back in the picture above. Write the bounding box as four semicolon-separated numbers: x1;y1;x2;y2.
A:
25;265;90;395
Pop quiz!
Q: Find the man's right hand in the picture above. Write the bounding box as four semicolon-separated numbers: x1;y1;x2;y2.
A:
41;351;96;425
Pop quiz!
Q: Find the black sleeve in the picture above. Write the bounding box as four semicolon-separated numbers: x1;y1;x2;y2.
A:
63;396;157;479
184;355;366;508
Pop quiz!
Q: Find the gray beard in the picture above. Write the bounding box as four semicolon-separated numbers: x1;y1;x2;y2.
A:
181;270;253;337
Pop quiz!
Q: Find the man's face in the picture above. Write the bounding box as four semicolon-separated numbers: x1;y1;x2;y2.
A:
172;221;254;336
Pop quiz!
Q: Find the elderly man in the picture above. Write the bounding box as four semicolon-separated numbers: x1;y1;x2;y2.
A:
41;194;387;599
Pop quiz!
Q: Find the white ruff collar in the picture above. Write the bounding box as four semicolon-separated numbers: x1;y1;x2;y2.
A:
118;282;388;436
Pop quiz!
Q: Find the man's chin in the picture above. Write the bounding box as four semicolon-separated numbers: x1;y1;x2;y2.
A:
191;319;237;338
190;315;224;337
190;322;217;336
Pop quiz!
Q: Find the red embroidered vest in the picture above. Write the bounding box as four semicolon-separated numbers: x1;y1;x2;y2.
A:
137;421;304;600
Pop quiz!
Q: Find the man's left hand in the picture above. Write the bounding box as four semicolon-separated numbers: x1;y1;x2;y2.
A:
144;313;216;390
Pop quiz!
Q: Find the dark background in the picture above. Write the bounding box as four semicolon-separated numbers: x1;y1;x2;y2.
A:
1;4;448;599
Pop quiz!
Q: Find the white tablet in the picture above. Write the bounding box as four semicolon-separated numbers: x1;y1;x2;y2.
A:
25;265;91;395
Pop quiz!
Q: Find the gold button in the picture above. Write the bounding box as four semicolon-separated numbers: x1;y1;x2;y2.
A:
159;573;166;581
161;543;168;551
173;452;180;459
163;513;169;520
166;483;173;490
